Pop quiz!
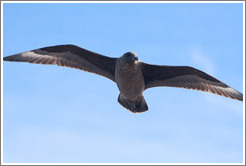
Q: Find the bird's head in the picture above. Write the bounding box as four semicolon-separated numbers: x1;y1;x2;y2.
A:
121;52;138;64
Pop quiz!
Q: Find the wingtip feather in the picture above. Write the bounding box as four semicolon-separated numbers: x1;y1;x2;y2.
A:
3;56;13;61
237;92;243;101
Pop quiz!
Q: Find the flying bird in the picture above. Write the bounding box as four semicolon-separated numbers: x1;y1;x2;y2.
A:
3;45;243;113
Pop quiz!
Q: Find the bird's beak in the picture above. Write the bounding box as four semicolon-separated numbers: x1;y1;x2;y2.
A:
135;57;138;61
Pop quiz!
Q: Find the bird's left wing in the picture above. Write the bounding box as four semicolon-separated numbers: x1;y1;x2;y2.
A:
142;63;243;101
3;45;117;81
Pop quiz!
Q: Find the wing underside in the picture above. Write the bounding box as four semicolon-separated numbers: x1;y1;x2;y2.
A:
3;45;117;81
142;63;243;101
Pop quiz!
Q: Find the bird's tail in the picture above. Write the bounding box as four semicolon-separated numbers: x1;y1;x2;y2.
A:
118;94;148;113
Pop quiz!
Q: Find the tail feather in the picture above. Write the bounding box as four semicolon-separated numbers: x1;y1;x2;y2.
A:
118;94;148;113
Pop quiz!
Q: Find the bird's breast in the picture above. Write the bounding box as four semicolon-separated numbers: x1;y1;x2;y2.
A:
115;62;145;100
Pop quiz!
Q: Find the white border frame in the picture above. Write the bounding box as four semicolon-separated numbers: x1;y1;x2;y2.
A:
1;1;245;165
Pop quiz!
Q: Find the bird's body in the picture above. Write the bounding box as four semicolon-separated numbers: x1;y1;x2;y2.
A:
3;44;243;113
116;55;144;101
115;54;147;112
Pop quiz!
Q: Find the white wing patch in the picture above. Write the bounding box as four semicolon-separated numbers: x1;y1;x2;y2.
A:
19;51;57;64
149;75;243;101
4;48;116;81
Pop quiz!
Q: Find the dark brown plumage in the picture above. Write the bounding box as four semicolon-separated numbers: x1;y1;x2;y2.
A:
3;44;243;113
142;64;242;101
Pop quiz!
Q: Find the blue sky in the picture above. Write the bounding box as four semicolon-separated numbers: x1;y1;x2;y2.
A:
2;2;244;163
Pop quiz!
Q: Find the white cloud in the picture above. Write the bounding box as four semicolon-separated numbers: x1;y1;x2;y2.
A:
202;92;243;116
190;49;216;75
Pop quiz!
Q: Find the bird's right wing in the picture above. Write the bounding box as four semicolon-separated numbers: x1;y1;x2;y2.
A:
142;63;243;101
3;45;118;82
